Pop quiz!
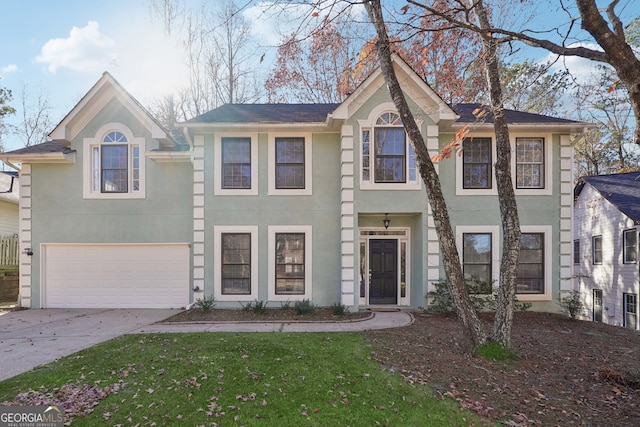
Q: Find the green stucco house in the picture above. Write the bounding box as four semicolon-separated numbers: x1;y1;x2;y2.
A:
1;56;586;313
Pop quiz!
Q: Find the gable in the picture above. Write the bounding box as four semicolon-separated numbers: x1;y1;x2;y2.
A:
49;72;170;146
330;54;458;124
577;172;640;224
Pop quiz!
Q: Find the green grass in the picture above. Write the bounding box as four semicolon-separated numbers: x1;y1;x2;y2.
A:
476;340;520;362
0;333;486;426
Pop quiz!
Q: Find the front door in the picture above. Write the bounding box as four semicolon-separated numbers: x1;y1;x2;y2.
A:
369;239;397;304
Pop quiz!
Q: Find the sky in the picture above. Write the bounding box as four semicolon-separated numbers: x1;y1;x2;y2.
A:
1;0;638;152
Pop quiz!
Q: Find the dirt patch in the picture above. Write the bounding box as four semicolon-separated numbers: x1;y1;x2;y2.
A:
367;311;640;426
163;307;372;323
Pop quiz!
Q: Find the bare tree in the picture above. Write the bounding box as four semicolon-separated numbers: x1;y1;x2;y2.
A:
15;83;53;148
365;0;488;349
0;81;15;152
406;0;640;146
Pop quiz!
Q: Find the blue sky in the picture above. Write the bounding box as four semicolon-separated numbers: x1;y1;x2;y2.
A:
1;1;637;152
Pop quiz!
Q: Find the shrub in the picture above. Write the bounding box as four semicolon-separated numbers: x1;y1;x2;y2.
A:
294;299;316;315
194;294;216;311
330;302;347;316
280;300;291;310
241;300;268;314
427;280;532;314
476;340;519;361
560;290;584;319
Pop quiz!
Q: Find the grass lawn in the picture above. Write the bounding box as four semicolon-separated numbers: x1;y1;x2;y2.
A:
0;332;485;426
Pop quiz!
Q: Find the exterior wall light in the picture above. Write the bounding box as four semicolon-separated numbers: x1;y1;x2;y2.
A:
383;213;390;230
24;248;33;256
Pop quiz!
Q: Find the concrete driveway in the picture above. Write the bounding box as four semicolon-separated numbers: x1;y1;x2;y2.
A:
0;308;177;381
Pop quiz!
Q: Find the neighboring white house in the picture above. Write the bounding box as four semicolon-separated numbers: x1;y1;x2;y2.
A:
0;171;18;236
573;172;640;329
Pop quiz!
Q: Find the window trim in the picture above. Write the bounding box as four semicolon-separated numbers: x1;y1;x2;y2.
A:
456;226;500;294
623;292;638;329
83;123;145;199
214;226;258;301
592;235;603;265
268;225;312;301
358;103;421;191
455;132;553;196
268;133;312;195
214;133;258;195
516;225;552;302
623;229;638;264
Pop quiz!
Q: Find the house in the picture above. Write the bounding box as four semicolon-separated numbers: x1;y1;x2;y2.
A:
573;172;640;329
0;56;587;312
0;171;19;236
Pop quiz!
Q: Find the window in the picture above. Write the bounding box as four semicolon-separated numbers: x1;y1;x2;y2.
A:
360;110;418;188
214;226;258;301
462;233;492;294
275;137;305;189
462;137;492;189
516;233;544;294
268;226;312;301
215;134;258;195
221;233;251;295
83;124;145;199
624;229;637;263
516;137;544;188
593;289;603;322
275;233;305;295
592;235;603;264
623;293;638;329
222;137;251;189
268;133;312;195
573;240;580;264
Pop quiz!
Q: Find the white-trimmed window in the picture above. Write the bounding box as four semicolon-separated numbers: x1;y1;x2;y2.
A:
456;133;552;196
456;226;499;294
268;133;312;195
360;106;419;190
214;226;258;301
516;137;544;189
462;137;492;189
83;123;145;199
268;225;312;301
592;235;603;264
623;229;637;263
623;293;638;329
516;226;552;301
214;134;258;195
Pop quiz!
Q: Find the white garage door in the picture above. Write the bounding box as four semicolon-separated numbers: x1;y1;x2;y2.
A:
43;244;190;308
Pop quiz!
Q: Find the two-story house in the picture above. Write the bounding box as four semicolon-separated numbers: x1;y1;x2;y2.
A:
573;172;640;329
0;56;586;313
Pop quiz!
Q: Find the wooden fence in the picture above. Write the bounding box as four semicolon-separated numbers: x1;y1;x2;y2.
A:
0;235;19;267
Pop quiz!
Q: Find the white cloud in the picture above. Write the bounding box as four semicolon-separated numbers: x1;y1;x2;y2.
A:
542;43;604;83
1;64;19;74
36;21;116;74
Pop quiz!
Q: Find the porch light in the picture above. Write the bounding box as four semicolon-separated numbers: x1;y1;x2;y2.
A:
383;213;390;230
24;248;33;256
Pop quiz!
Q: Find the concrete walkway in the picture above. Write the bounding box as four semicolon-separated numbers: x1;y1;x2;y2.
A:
131;311;415;334
0;309;413;381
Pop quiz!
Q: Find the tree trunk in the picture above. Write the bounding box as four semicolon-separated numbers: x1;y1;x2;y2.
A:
471;0;521;348
577;0;640;146
365;0;487;350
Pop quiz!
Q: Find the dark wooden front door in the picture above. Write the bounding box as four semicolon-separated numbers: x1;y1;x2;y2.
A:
369;239;397;305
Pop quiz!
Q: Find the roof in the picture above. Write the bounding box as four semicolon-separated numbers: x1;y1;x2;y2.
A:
184;103;341;124
183;102;584;126
575;172;640;223
5;141;74;156
452;103;585;125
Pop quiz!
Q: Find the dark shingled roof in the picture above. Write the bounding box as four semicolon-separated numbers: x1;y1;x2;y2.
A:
184;103;341;124
4;141;75;155
452;103;584;125
577;172;640;223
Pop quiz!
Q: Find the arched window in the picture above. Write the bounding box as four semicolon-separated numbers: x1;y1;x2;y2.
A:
84;124;144;198
362;111;416;185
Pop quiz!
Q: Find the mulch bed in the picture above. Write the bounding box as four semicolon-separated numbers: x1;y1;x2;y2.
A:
162;307;372;323
367;311;640;426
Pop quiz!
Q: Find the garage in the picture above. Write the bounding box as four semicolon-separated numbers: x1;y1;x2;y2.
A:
42;244;190;308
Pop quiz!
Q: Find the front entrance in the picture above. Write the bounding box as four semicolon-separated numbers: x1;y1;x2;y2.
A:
369;239;398;304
